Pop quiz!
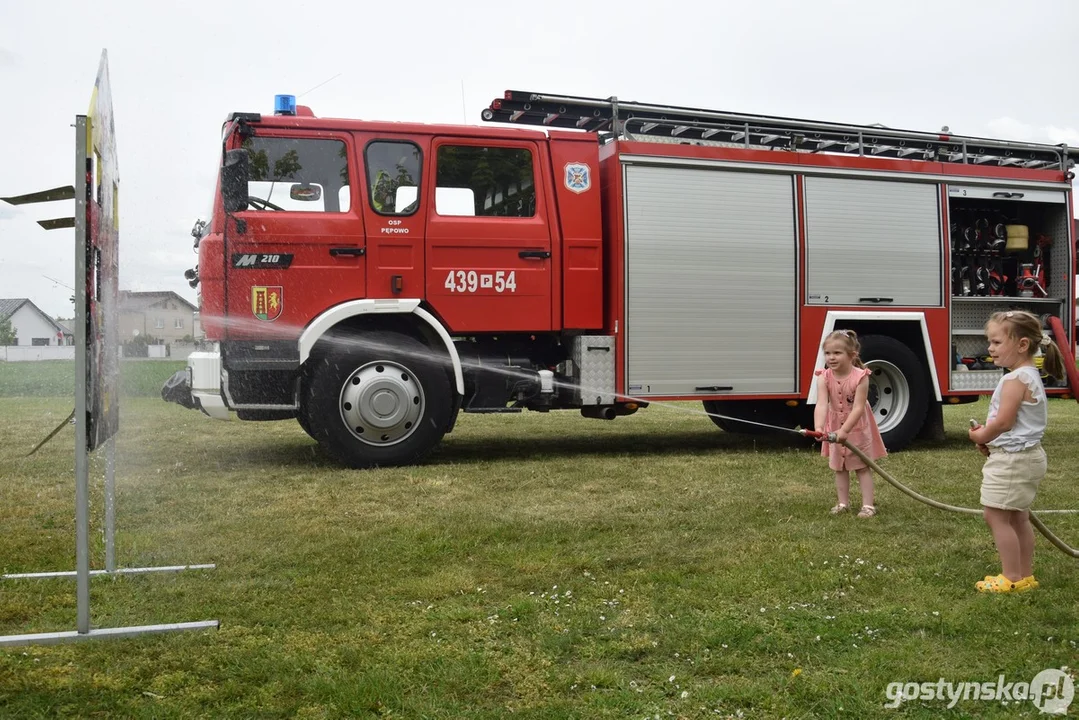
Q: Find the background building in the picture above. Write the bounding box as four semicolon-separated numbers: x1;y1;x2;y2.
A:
0;298;71;346
118;290;201;345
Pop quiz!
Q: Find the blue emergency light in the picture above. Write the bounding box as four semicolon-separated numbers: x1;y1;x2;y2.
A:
274;94;297;116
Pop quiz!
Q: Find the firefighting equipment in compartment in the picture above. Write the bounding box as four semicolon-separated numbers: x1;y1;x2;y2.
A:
974;259;990;296
1005;224;1029;252
989;222;1007;252
964;225;978;251
974;218;990;251
1018;263;1035;297
1033;234;1051;297
952;223;977;252
1013;234;1054;298
959;354;995;370
988;258;1007;296
1035;352;1049;379
959;255;1007;297
1031;264;1048;298
954;259;972;296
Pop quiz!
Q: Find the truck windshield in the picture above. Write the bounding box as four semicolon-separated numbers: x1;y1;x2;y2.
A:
240;136;351;212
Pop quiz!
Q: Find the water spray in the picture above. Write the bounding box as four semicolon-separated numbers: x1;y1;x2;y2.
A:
167;318;1079;557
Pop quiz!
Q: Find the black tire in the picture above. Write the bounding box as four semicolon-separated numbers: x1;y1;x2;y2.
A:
296;406;316;440
858;334;929;451
304;330;453;468
296;367;317;439
702;399;801;435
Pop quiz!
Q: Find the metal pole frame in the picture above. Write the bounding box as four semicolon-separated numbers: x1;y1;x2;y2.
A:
3;432;216;583
74;113;91;635
0;99;218;648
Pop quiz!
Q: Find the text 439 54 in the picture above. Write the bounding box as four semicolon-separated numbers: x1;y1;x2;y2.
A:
444;270;517;293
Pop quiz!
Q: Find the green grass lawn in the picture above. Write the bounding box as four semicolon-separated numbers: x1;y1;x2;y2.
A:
0;360;186;398
0;376;1077;718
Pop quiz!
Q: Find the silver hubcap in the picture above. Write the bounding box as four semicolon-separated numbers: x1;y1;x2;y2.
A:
339;361;424;446
865;360;910;434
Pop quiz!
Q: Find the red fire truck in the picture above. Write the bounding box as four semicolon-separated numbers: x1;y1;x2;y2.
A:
163;90;1079;468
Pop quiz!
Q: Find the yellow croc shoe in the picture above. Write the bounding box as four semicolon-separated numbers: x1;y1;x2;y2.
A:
1013;576;1039;592
976;574;1018;593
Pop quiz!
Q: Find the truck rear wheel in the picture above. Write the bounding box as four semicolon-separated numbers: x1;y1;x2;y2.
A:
304;330;452;468
858;334;929;451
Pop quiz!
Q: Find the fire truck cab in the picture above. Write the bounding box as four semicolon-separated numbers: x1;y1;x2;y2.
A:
164;91;1078;468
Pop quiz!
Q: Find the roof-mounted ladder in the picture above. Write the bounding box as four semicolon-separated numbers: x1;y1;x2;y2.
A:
481;90;1077;171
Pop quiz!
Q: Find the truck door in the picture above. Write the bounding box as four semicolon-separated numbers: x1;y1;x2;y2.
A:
359;137;427;300
424;139;553;332
225;132;362;339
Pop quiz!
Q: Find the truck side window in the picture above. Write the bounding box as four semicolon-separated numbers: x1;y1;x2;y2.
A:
241;137;351;212
435;146;535;217
365;141;422;216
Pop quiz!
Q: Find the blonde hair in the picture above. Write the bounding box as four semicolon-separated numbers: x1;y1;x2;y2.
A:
822;329;866;369
985;310;1066;380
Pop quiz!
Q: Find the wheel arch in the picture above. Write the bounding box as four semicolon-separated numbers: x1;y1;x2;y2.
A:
297;299;464;396
806;311;941;405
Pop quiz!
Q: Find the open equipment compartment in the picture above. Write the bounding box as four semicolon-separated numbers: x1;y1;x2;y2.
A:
947;184;1072;391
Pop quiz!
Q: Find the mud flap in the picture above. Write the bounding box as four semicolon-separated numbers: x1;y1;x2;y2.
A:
917;402;945;441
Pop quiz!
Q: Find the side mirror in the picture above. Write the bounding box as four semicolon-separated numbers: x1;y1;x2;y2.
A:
221;148;250;214
289;183;322;202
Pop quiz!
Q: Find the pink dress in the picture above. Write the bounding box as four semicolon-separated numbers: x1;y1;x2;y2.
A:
816;367;888;471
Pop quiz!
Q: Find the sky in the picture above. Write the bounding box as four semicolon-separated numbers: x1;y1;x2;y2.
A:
1;0;1078;320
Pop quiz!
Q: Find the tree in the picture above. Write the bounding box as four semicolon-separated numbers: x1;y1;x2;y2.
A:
0;316;17;345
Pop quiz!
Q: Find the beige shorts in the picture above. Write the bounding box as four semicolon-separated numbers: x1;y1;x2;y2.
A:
980;443;1046;511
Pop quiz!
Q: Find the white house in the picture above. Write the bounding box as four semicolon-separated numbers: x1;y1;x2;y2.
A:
0;298;71;346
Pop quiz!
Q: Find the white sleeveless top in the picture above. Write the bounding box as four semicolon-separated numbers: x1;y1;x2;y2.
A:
986;365;1047;452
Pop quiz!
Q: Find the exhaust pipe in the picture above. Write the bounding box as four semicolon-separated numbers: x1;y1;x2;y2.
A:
580;403;642;420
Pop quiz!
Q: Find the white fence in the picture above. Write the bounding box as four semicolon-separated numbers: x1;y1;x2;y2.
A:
1;345;77;362
0;344;194;362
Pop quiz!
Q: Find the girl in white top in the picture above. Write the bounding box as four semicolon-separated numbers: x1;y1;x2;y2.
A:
968;310;1066;593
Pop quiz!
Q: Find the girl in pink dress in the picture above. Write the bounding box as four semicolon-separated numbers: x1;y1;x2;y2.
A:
813;330;888;518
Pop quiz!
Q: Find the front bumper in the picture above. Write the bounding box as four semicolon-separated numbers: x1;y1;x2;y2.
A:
160;349;231;420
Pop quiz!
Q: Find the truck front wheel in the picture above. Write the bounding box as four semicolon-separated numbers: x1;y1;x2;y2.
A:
304;330;452;468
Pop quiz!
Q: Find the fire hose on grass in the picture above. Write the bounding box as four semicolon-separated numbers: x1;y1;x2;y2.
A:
738;314;1079;558
800;427;1079;559
696;405;1078;558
